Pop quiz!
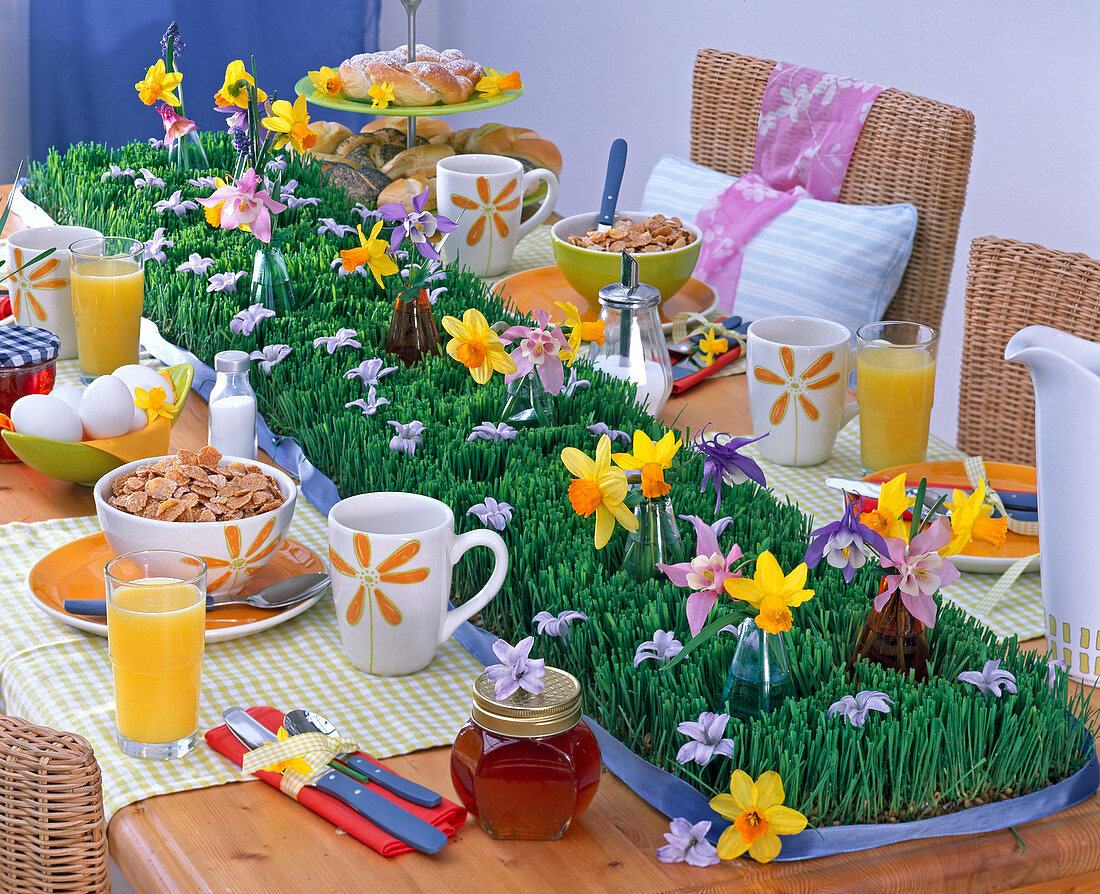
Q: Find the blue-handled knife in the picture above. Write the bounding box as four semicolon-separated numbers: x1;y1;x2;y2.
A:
222;708;447;855
596;138;628;232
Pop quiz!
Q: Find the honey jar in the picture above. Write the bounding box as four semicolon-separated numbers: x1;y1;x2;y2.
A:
450;666;601;840
0;325;60;462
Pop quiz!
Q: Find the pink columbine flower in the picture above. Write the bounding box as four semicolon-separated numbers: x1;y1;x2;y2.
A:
500;309;571;395
196;167;287;243
657;514;742;636
876;517;960;629
157;103;197;145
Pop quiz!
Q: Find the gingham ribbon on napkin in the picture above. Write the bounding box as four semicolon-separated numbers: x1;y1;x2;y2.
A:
241;730;358;798
670;311;741;348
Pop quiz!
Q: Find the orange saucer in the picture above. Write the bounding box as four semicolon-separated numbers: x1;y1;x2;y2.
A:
492;265;717;325
28;533;327;643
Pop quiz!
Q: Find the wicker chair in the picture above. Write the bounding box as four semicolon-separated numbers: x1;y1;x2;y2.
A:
690;49;976;330
0;715;110;893
957;236;1100;465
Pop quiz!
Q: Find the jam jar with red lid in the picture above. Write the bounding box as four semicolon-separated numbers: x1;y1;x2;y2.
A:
450;666;601;840
0;325;60;462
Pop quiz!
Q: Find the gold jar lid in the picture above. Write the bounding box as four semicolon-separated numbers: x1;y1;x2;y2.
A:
471;667;583;738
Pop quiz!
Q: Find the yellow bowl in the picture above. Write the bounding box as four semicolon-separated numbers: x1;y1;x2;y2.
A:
2;364;194;486
550;211;703;304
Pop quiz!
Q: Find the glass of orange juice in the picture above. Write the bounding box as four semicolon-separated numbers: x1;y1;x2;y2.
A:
70;236;145;383
856;321;939;473
105;550;206;759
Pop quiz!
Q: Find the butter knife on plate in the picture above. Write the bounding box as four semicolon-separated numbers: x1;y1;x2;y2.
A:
222;708;447;855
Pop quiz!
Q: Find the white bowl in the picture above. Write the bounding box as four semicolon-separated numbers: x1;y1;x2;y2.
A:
93;455;297;597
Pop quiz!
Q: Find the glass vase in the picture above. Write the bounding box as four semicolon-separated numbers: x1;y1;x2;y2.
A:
721;618;795;719
499;373;554;428
385;289;441;365
849;586;930;683
168;130;208;171
250;246;294;316
621;494;684;581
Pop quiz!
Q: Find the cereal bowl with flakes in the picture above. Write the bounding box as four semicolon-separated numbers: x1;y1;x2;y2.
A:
93;447;297;598
550;211;702;305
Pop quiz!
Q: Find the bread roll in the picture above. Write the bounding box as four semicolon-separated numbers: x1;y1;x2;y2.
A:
361;116;453;141
377;176;435;212
309;121;353;156
381;144;455;181
466;123;563;177
340;45;484;106
429;127;477;153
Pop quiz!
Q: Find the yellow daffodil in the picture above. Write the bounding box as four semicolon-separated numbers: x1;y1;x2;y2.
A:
261;95;318;153
133;386;173;423
860;472;914;542
611;430;682;471
723;550;814;634
553;300;606;364
260;727;312;776
942;480;1009;556
441;308;517;384
368;81;395;109
135;59;183;107
710;770;808;863
308;66;343;96
340;220;399;288
561;434;639;549
699;326;728;366
215;60;266;109
639;464;670;499
475;68;523;97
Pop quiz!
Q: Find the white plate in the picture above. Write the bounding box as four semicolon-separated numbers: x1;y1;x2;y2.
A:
949;551;1040;575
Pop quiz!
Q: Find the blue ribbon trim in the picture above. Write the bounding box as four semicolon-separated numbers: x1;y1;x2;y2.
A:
145;325;1100;861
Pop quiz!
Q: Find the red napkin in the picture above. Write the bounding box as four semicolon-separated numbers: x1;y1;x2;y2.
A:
670;343;742;394
205;706;466;856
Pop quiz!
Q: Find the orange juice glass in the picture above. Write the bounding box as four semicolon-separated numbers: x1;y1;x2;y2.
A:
70;236;144;383
105;550;206;759
856;321;939;472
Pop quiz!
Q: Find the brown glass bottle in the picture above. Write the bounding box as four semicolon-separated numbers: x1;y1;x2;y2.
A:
384;289;441;365
849;583;929;682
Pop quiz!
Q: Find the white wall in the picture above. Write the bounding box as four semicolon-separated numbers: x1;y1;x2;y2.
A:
0;0;30;182
379;0;1100;444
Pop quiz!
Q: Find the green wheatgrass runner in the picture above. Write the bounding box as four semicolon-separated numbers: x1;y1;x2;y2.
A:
27;134;1097;827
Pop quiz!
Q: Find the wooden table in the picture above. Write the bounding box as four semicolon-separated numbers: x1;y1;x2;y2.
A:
3;367;1099;893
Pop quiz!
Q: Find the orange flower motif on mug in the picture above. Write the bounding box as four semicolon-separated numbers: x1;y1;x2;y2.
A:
8;248;67;323
198;518;283;593
328;533;428;628
449;176;520;246
753;347;839;425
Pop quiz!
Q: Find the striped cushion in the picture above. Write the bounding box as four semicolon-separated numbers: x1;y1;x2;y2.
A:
642;155;917;332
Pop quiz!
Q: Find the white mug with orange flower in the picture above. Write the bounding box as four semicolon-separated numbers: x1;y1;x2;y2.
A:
746;316;858;466
328;492;509;676
436;154;558;277
6;226;102;359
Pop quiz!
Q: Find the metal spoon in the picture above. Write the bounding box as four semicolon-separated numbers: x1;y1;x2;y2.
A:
63;572;330;616
283;708;442;808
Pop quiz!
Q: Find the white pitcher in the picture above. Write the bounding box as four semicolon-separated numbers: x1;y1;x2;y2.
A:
1005;325;1100;683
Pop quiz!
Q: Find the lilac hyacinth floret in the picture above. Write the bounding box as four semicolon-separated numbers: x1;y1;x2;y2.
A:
805;498;887;583
344;358;397;388
485;636;546;700
345;385;389;417
265;155;288;174
466;497;514;532
250;344;292;375
467;421;518;443
100;164;135;182
564;368;590;398
229;303;276;337
176;253;215;275
958;659;1018;697
318;218;357;238
142;227;173;263
134;167;166;190
188;175;217;190
206;271;246;294
313;328;362;353
1048;657;1069;689
692;426;768;511
656;817;720;867
827;690;894;727
532;609;588;638
587;422;630;444
287;195;321;209
154;189;198;218
633;630;684;668
675;712;736;767
388;420;424;456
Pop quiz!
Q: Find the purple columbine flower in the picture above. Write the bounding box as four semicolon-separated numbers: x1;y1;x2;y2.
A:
250;344;291;375
100;164;135;182
827;690;894;727
1048;657;1069;689
958;659;1018;697
693;426;768;511
134;167;166;190
176;253;215;275
485;636;546;700
633;629;684;667
188;175;217;190
206;271;247;294
345;358;397;388
229;303;276;337
466;497;514;531
318;218;356;238
805;498;887;583
564;368;591;398
287;195;321;209
533;609;588;637
313;328;362;354
265;155;288;174
153;189;198;218
467;421;518;442
656;817;720;867
142;227;173;263
345;385;389;417
587;422;630;444
675;712;736;767
388;419;424;456
377;187;457;261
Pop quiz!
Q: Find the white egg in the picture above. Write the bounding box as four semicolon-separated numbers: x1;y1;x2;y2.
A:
79;375;135;439
49;384;85;415
128;405;147;433
112;364;176;403
11;394;83;442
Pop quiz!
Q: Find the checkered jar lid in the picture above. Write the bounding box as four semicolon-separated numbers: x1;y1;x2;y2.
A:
0;325;61;368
